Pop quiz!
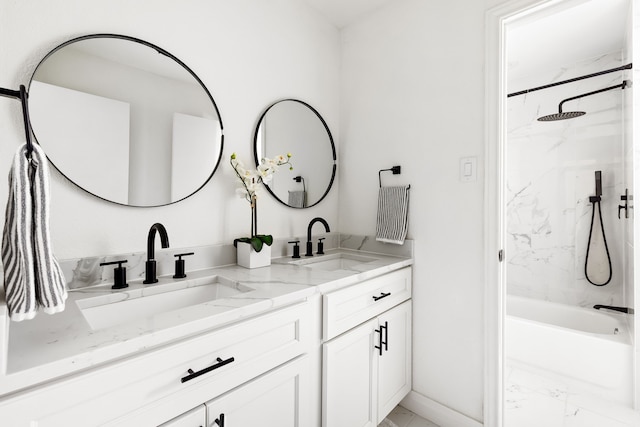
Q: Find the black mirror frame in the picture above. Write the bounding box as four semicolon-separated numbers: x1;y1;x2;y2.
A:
28;33;224;208
253;99;337;209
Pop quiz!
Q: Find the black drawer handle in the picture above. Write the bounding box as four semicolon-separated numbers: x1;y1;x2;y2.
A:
181;356;235;383
214;413;225;426
372;292;391;301
374;321;388;356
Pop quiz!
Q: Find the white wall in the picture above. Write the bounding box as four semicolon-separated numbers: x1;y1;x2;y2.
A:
0;0;340;259
0;0;532;423
339;0;495;422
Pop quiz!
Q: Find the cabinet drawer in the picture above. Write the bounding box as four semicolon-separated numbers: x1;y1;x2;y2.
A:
0;301;311;427
323;267;411;340
206;355;310;427
159;404;205;426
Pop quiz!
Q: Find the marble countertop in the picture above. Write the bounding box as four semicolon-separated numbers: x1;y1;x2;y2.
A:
0;248;412;396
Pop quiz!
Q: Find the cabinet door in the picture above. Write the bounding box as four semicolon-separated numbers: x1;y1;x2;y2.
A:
205;356;309;427
159;405;206;427
322;319;378;427
377;300;412;422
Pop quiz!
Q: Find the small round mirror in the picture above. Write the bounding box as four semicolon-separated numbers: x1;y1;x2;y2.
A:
28;34;224;207
254;99;336;208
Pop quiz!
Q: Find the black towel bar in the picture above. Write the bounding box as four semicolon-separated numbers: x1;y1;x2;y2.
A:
378;165;410;189
1;84;34;159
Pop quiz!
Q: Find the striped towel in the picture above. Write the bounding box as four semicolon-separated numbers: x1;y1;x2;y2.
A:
376;185;410;245
2;144;37;321
2;143;66;321
288;190;306;208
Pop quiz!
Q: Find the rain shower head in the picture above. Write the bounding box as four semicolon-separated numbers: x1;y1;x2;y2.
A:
537;110;586;121
537;80;629;122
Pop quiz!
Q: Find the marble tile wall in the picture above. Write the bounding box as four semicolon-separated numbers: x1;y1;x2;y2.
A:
507;52;629;308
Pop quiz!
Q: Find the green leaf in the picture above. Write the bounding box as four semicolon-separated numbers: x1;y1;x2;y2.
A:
234;234;273;253
249;236;264;252
257;234;273;246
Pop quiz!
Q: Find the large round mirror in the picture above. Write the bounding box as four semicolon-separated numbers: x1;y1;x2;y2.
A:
28;34;224;207
254;99;336;208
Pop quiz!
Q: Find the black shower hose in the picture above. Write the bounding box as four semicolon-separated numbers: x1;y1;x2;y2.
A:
584;198;612;286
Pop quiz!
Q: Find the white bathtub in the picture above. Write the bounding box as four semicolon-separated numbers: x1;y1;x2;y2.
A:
506;295;632;401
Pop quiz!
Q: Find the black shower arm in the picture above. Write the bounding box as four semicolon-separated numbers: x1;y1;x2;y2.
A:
558;81;628;113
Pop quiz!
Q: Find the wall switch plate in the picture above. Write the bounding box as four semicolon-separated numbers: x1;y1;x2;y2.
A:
460;156;477;182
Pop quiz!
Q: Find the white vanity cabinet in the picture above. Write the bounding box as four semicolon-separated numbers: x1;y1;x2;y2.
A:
322;267;412;427
0;300;312;426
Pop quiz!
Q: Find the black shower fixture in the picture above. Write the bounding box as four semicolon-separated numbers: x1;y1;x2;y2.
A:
537;80;629;122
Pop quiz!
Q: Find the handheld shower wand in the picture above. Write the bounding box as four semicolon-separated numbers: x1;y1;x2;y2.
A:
585;171;612;286
594;170;602;199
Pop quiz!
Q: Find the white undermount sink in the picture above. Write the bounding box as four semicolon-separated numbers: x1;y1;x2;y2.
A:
289;252;378;271
76;276;253;331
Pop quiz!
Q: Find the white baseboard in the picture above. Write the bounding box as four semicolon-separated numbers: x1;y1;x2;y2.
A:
400;391;483;427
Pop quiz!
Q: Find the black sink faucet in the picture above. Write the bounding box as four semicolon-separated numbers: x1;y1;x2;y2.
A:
306;217;330;257
143;223;170;284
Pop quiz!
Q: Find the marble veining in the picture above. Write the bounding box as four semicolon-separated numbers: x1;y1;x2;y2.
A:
505;362;640;427
0;239;412;397
58;232;344;291
507;51;627;308
340;233;413;258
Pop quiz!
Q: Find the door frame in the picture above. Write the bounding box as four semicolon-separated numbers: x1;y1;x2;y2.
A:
484;1;639;425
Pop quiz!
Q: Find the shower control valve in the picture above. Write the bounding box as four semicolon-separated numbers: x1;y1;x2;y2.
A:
618;189;630;219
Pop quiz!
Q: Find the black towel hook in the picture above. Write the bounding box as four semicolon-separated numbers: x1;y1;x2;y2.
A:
1;84;34;159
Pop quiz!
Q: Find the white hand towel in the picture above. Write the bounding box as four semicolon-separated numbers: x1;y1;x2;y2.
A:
376;185;410;245
1;143;66;321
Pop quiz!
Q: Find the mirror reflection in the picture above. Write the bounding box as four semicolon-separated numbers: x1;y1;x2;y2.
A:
28;34;224;207
254;99;336;208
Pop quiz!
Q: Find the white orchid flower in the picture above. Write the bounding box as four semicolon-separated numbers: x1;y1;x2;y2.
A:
230;152;292;204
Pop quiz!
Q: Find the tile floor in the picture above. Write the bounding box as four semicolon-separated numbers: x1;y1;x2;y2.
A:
379;405;440;427
505;361;640;427
379;361;640;427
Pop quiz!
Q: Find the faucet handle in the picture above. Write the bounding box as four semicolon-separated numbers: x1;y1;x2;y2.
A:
317;238;326;255
173;252;195;279
288;241;300;259
100;260;128;289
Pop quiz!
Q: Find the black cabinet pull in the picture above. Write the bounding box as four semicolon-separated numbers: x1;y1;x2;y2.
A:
382;321;388;352
180;356;235;383
214;413;225;426
372;292;391;301
374;326;384;356
374;321;389;356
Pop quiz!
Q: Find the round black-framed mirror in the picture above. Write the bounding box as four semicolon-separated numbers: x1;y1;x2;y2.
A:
28;34;224;207
253;99;336;209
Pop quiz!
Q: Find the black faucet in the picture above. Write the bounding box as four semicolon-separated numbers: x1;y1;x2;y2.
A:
143;223;170;284
593;304;632;314
305;217;330;256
